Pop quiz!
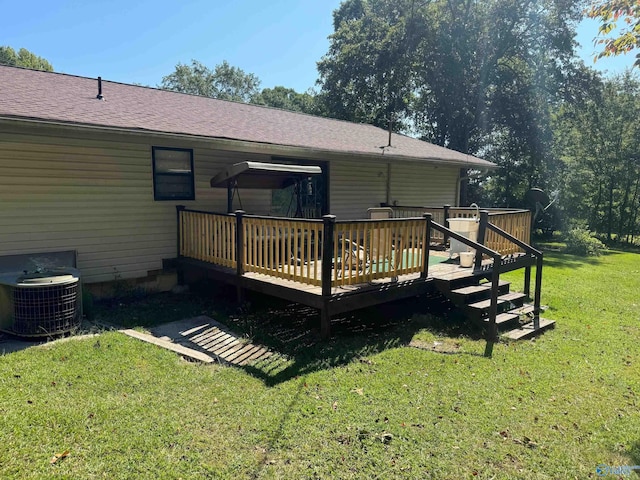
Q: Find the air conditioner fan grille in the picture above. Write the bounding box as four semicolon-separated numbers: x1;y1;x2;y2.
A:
12;282;79;336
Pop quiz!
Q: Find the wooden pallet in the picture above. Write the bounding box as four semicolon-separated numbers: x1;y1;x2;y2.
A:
124;316;279;367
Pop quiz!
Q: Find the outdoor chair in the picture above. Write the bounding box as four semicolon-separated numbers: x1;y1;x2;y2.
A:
335;237;369;278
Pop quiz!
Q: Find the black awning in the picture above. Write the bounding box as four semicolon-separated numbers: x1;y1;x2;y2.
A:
210;161;322;189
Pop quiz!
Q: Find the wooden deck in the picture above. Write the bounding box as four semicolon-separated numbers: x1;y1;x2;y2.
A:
180;253;488;314
176;207;545;346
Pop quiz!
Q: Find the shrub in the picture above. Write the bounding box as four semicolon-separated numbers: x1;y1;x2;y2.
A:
564;228;607;256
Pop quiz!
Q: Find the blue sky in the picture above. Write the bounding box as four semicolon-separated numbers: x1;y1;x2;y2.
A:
1;0;636;92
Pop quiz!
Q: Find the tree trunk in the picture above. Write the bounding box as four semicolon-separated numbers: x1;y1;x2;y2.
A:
591;181;603;232
607;172;615;241
627;175;640;243
617;167;632;240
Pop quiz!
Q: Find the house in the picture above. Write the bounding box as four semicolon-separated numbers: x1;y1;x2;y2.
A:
1;65;551;346
0;64;494;293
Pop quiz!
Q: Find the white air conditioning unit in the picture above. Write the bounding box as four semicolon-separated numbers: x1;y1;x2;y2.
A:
0;268;82;337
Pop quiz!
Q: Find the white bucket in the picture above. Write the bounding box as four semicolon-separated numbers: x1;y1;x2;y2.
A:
459;251;475;268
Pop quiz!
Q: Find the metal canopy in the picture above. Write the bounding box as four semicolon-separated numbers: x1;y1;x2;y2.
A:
210;161;322;189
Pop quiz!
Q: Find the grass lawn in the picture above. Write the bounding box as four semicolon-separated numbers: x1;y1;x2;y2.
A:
1;250;639;479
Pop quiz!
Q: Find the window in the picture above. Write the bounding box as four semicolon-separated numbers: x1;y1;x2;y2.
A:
152;147;195;201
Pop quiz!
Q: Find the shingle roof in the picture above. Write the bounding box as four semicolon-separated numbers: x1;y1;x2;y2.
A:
0;65;494;168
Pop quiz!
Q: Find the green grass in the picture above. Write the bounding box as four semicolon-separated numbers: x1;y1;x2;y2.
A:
1;250;639;479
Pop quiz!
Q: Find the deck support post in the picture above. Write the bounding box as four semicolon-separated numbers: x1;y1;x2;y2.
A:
421;213;432;279
524;265;532;298
443;204;450;246
484;254;502;358
474;210;490;270
320;215;336;339
533;253;543;330
235;210;246;304
176;205;186;285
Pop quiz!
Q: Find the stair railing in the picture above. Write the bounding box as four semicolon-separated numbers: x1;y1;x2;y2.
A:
425;214;502;357
476;210;543;331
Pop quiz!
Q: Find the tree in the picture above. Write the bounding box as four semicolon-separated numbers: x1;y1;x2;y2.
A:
553;72;640;241
316;0;423;131
0;46;53;71
317;0;583;207
160;60;260;102
587;0;640;67
251;86;318;114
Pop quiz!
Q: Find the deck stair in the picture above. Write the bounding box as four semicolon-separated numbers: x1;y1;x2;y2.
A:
435;274;554;340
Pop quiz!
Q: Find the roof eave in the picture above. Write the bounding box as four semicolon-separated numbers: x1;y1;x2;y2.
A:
0;115;496;169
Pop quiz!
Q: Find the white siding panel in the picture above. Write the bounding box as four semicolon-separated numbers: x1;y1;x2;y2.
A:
329;159;387;219
0;127;273;284
390;163;458;207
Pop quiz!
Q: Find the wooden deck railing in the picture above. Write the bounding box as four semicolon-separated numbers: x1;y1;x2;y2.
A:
178;206;532;288
484;210;531;255
332;218;426;287
390;205;531;255
178;208;429;288
242;216;323;286
178;208;236;268
391;206;445;242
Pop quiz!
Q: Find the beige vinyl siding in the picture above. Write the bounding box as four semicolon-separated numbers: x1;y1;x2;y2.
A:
0;126;271;284
329;159;459;219
0;122;461;286
389;162;458;207
329;159;387;219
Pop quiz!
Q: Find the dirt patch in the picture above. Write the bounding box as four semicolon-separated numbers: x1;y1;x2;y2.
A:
409;338;462;354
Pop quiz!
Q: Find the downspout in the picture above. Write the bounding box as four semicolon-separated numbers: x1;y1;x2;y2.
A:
386;162;391;205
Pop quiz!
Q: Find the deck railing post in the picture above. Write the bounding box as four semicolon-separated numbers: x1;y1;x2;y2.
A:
176;205;186;285
235;210;246;304
235;210;246;276
484;254;502;358
176;205;186;258
443;204;450;246
524;265;532;298
475;210;490;270
421;213;432;279
533;253;543;330
320;215;336;338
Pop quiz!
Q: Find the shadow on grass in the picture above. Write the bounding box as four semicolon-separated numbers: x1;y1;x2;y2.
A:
91;281;490;387
541;250;619;270
92;291;230;329
232;289;487;387
629;440;640;469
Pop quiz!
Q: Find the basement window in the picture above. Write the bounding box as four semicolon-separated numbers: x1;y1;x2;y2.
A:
152;147;195;201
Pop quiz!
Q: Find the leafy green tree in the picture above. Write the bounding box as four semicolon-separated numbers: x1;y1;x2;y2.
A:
0;46;53;71
317;0;583;207
160;60;260;102
554;72;640;241
317;0;423;131
252;86;318;114
587;0;640;67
